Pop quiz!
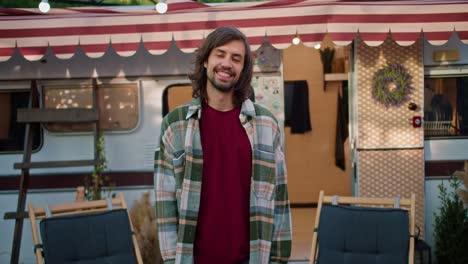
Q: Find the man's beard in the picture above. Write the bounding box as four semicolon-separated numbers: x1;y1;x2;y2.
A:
207;66;238;93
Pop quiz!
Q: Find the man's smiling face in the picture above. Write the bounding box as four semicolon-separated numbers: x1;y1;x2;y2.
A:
204;39;245;93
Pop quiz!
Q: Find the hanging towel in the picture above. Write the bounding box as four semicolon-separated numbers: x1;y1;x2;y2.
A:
335;82;349;170
290;80;312;134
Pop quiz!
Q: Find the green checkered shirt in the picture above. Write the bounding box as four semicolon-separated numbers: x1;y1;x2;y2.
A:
155;98;291;264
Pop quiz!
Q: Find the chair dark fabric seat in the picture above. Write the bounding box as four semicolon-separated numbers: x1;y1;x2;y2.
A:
39;209;136;264
317;205;409;264
28;192;142;264
309;191;416;264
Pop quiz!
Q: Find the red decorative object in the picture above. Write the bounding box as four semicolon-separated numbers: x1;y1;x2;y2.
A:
413;116;422;128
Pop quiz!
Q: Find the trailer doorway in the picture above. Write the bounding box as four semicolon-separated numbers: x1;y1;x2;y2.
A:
283;41;352;261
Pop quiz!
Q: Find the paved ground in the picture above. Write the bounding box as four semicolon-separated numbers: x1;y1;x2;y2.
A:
290;208;316;261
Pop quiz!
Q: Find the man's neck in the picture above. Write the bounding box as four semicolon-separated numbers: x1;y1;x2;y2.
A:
206;85;235;111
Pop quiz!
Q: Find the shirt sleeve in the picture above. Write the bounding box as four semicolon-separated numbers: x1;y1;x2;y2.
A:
155;123;178;263
270;131;292;263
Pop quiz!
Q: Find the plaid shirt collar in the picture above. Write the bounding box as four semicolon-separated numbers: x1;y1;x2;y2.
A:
185;97;256;121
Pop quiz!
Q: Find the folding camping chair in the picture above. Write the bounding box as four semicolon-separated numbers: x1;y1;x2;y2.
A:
310;190;416;264
28;192;143;264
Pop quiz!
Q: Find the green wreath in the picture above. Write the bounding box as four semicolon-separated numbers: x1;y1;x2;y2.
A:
371;63;413;108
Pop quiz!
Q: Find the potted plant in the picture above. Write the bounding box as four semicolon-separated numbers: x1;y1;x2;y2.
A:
433;172;468;264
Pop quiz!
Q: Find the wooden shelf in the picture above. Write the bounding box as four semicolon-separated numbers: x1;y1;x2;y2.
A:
324;73;348;81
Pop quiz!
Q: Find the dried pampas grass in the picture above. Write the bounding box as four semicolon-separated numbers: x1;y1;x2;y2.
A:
130;192;163;264
454;160;468;206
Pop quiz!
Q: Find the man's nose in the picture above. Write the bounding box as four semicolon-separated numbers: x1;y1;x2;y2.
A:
220;57;233;68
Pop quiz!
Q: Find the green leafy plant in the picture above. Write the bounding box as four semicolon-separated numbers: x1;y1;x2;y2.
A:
319;47;335;74
433;177;468;264
84;132;113;201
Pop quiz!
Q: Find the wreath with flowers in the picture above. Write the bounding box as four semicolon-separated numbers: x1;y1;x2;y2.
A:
371;63;413;108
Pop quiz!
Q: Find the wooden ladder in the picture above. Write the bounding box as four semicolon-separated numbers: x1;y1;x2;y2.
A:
5;79;101;264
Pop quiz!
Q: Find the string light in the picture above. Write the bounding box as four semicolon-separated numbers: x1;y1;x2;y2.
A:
39;0;50;13
292;31;300;45
156;0;168;14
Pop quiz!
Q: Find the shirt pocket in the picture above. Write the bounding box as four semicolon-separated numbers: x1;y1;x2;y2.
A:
172;152;186;188
252;149;276;201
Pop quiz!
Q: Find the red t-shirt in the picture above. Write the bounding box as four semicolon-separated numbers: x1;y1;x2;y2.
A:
194;103;252;264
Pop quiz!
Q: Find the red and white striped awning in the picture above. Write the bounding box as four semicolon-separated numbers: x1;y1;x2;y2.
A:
1;0;467;61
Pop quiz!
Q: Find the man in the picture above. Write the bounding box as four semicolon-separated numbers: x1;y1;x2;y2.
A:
155;26;291;264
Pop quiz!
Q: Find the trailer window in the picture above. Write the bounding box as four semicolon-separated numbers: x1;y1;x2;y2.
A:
424;77;468;138
162;84;192;117
0;91;41;152
43;83;139;132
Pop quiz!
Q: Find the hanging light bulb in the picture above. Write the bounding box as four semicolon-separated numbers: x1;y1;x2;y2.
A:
314;43;321;50
292;31;300;45
39;0;51;13
156;0;168;14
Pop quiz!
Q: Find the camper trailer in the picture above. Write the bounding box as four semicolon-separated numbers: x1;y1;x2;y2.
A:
1;0;468;263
